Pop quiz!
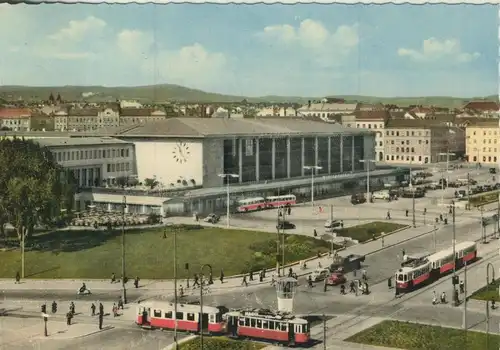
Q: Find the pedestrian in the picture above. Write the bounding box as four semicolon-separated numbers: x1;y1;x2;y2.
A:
66;311;72;325
134;276;140;288
98;312;104;330
111;273;116;284
112;303;118;317
249;270;254;281
387;277;392;289
313;229;317;237
340;284;346;294
287;206;291;215
261;268;266;279
179;285;185;297
459;280;465;294
364;282;369;295
439;214;443;222
317;261;322;268
349;281;356;293
288;267;293;278
241;275;248;287
208;272;213;285
193;274;200;288
99;303;104;316
259;270;264;282
70;301;75;315
386;211;391;220
424;208;427;215
91;303;96;316
118;296;124;310
362;269;367;281
307;275;313;288
405;209;409;217
220;270;224;284
15;271;20;284
402;249;406;257
435;217;439;224
323;278;327;293
340;220;344;229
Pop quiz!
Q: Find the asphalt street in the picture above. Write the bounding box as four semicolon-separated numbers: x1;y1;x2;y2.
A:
0;288;144;302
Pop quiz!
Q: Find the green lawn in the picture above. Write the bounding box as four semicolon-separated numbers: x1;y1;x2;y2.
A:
0;225;335;279
346;320;500;350
470;279;500;302
178;337;265;350
335;221;407;243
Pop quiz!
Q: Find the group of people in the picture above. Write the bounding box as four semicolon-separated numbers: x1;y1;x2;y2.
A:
110;273;140;288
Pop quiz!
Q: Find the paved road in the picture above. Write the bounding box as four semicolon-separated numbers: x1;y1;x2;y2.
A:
0;289;143;302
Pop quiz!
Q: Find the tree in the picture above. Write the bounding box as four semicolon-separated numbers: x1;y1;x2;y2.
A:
144;178;159;189
0;137;76;245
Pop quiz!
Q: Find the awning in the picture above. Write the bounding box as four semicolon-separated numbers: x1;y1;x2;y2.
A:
90;193;171;206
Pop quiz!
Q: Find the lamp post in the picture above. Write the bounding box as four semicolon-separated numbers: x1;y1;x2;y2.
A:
199;264;213;350
438;152;455;206
439;201;457;290
42;313;49;337
303;165;322;208
218;173;239;228
121;195;127;304
486;262;495;347
359;159;376;202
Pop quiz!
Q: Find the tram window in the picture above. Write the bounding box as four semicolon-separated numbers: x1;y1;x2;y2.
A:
187;313;195;321
165;311;173;319
239;318;245;326
256;319;262;328
269;321;275;330
303;324;309;333
216;313;222;322
153;310;162;317
404;275;407;282
245;318;250;327
250;319;256;327
281;323;288;331
262;321;268;329
176;312;183;320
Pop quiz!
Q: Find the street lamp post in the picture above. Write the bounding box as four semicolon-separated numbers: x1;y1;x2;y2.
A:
42;313;49;337
486;263;495;347
438;152;455;206
303;165;322;208
359;159;376;202
199;264;213;350
218;173;240;228
439;201;457;292
121;195;127;304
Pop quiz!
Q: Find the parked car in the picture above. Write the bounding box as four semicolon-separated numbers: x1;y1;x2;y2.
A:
372;190;390;200
204;213;220;224
310;268;330;282
276;221;296;230
490;168;497;174
326;272;347;286
329;254;365;274
324;220;341;229
351;193;366;205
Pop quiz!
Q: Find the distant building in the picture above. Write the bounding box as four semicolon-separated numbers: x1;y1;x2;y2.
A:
465;119;500;165
119;108;167;125
120;100;143;108
0;108;31;131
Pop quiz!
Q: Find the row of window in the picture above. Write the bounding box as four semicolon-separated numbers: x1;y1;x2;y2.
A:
153;309;197;321
471;156;498;163
238;317;296;332
386;155;429;163
356;123;384;129
106;163;131;173
467;138;498;144
387;130;430;137
394;147;416;153
389;140;430;145
471;130;499;136
54;148;131;162
411;266;430;279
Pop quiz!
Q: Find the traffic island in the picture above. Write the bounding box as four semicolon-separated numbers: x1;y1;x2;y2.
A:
334;222;408;243
177;336;265;349
470;279;500;302
345;320;500;350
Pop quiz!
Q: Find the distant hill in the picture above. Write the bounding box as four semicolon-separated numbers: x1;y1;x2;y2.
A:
0;84;496;108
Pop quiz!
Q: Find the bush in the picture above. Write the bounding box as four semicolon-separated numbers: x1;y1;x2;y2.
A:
179;337;264;350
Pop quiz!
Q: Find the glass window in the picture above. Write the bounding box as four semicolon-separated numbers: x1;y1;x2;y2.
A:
239;318;245;326
107;164;111;172
153;309;162;317
165;311;172;318
176;312;183;320
269;321;275;330
250;319;256;327
256;319;262;328
245;318;250;327
187;313;195;321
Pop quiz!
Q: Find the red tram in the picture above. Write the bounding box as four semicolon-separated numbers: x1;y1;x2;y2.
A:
395;241;477;293
136;302;225;334
225;309;310;346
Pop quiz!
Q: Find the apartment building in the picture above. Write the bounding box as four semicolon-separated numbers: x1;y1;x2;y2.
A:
0;108;31;131
353;110;389;161
55;107;120;131
465;119;500;165
384;119;465;164
119;108;167;125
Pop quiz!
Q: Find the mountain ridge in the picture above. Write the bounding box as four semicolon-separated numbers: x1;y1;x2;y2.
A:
0;84;497;108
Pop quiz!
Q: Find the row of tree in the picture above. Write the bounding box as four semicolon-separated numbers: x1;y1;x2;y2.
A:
0;138;77;244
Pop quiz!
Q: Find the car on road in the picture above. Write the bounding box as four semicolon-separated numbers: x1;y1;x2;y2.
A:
350;193;366;205
276;221;296;230
326;272;346;286
490;168;497;174
329;254;365;273
310;268;330;282
203;213;220;224
372;190;390;200
324;220;341;229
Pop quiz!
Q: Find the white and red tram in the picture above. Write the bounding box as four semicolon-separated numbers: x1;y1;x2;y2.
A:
136;302;225;334
225;309;310;346
236;195;297;212
396;241;477;293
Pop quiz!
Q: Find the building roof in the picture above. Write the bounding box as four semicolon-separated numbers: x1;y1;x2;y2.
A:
463;100;499;111
89;117;372;138
34;137;130;148
298;103;358;112
354;110;390;121
0;108;31;119
385;119;448;129
464;118;499;127
119;108;166;117
89;193;170;206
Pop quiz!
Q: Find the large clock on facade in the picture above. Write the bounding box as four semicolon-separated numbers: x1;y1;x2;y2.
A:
172;141;190;164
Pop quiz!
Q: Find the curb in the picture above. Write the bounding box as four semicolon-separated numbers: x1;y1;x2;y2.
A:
361;225;411;245
74;325;114;339
161;335;197;350
364;228;437;257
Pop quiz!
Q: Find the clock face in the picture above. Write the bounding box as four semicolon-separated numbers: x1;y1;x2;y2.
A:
172;141;190;164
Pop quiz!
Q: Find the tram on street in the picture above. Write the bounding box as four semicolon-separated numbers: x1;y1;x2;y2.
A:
236;195;297;212
395;241;477;293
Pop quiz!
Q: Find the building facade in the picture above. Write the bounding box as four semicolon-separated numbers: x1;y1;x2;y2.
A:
0;108;31;131
384;120;465;164
35;137;136;187
465;119;500;165
119;108;167;125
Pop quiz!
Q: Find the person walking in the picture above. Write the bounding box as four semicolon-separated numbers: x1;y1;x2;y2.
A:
386;211;391;220
241;275;248;287
91;303;96;316
220;270;225;284
15;271;20;284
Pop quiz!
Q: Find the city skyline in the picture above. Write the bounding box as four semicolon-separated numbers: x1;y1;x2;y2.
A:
0;4;497;98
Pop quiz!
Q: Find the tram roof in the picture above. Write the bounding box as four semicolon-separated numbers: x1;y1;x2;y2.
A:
139;301;220;314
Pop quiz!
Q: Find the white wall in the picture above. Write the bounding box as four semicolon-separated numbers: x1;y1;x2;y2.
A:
133;140;203;187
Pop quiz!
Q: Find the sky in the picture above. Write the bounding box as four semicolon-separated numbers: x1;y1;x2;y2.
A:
0;4;497;97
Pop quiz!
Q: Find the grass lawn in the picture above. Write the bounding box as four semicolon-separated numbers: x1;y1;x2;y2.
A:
335;221;407;243
346;320;500;350
0;225;335;279
179;337;265;350
470;279;500;302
